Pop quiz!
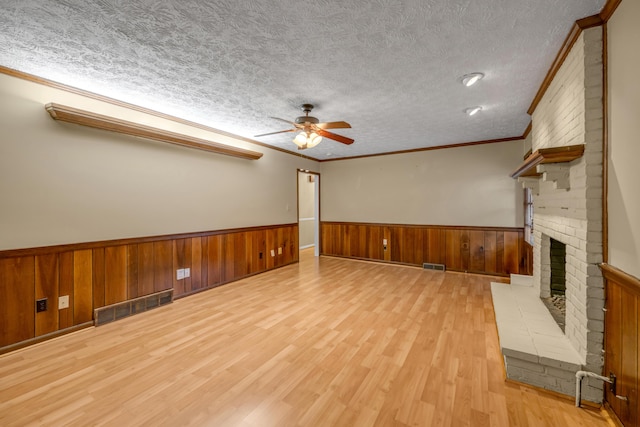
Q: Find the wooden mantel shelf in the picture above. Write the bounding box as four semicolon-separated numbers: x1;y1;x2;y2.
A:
510;144;584;179
45;103;263;160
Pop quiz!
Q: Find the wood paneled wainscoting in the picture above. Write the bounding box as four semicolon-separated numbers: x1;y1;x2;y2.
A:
0;224;298;352
602;263;640;426
321;222;529;276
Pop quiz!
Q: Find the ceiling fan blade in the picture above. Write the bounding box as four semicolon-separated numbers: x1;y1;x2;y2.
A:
316;121;351;130
316;129;354;145
270;117;299;127
254;128;296;137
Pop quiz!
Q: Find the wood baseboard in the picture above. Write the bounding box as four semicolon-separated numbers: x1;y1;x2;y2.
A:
0;322;94;356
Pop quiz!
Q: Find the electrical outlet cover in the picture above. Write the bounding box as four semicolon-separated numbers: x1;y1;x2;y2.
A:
278;247;282;255
184;268;190;278
176;269;185;280
270;249;275;257
58;295;69;309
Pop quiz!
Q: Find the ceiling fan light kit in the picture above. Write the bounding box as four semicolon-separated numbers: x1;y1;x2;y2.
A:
294;131;322;149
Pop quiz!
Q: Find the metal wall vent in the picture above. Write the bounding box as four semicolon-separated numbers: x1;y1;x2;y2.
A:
423;263;446;271
94;289;173;326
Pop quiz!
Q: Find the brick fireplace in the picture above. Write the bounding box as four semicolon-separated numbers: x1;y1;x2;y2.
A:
494;26;605;402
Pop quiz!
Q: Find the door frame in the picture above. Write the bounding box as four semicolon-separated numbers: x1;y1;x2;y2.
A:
297;169;321;256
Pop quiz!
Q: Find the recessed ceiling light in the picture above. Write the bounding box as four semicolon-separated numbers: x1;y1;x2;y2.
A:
461;72;484;87
465;106;483;116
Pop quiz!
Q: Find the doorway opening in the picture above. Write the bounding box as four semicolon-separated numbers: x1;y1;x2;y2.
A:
297;170;320;256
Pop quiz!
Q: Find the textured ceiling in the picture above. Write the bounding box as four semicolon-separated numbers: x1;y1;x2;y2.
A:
1;0;605;160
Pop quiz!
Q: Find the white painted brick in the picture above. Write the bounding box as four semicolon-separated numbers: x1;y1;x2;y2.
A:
586;286;604;299
587;319;604;333
586;276;603;288
545;366;578;382
527;28;604;381
585;353;604;369
587;307;604;321
507;357;546;373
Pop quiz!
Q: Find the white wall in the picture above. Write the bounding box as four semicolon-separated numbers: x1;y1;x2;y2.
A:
0;73;318;250
608;0;640;279
320;140;524;227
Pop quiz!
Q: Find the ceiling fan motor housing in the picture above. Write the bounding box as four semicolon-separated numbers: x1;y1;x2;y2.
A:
295;116;319;125
295;103;319;125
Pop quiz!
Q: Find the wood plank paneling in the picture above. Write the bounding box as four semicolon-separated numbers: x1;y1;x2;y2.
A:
605;279;623;418
138;242;155;296
58;252;74;329
104;246;127;305
35;254;58;336
503;231;520;275
266;228;276;270
602;263;640;426
191;237;203;291
173;239;186;296
207;235;222;286
445;230;462;271
460;230;470;271
200;237;209;289
496;231;505;275
426;228;443;265
321;222;527;276
233;233;246;279
409;227;423;266
276;227;284;267
368;226;383;260
0;224;298;350
0;257;35;346
92;248;105;309
243;232;254;277
73;249;93;325
523;242;534;276
620;290;638;426
153;241;173;292
254;230;266;274
127;244;139;299
291;225;299;263
484;231;497;274
182;238;192;293
470;230;485;273
389;226;402;262
223;235;234;283
356;224;367;259
382;227;390;262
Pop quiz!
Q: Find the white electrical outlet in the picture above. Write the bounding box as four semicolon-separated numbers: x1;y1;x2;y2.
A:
383;239;387;245
58;295;69;309
278;247;282;255
176;269;185;280
184;268;190;278
270;249;275;257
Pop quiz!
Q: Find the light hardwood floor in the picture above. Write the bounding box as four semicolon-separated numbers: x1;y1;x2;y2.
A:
0;250;614;426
